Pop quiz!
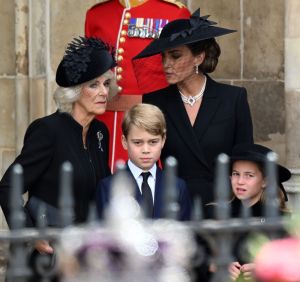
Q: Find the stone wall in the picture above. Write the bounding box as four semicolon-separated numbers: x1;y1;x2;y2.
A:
0;0;299;229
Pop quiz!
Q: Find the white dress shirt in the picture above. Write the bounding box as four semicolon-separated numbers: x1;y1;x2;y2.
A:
127;160;156;203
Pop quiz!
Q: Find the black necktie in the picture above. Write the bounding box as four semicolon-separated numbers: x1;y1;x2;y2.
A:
141;172;153;218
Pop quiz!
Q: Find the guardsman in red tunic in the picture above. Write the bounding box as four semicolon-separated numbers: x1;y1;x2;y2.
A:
85;0;190;170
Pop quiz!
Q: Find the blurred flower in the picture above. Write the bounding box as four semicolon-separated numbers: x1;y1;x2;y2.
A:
255;237;300;282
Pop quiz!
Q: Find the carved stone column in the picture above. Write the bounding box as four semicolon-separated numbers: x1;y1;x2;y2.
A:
284;0;300;208
15;0;29;154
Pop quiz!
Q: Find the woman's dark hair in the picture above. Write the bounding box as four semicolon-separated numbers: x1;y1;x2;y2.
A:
187;38;221;73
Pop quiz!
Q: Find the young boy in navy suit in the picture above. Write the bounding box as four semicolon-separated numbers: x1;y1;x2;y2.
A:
96;103;191;220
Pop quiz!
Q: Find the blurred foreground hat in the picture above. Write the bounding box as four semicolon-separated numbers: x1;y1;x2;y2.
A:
133;8;235;59
56;36;116;87
231;143;291;201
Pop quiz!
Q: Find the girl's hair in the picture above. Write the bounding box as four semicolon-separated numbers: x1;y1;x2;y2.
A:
187;38;221;73
53;70;118;114
259;188;288;212
122;103;166;139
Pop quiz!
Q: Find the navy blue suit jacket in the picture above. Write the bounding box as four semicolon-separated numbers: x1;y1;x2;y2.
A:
96;165;191;221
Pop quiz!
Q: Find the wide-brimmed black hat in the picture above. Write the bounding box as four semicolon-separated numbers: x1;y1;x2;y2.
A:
133;8;236;60
231;143;291;201
56;37;116;87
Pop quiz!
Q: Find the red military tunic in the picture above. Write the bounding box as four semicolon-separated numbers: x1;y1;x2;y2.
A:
85;0;190;170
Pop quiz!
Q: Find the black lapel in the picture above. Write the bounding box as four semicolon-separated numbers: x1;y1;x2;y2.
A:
193;76;221;141
153;167;163;218
164;84;212;169
125;164;142;202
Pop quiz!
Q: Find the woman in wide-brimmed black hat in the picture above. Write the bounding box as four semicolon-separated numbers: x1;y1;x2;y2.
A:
228;143;291;281
0;36;117;281
135;9;254;218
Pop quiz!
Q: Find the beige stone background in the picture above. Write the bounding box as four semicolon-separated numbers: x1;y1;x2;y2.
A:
0;0;300;230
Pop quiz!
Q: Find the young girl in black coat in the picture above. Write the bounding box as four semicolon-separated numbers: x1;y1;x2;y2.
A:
228;143;291;281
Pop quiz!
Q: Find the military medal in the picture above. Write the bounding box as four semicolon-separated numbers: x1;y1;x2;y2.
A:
138;18;146;38
128;18;136;37
127;17;169;39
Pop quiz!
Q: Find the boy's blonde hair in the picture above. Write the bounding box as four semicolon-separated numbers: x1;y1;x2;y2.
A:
122;103;166;138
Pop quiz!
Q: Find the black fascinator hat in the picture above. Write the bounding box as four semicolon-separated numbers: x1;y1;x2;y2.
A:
231;143;291;201
56;36;116;87
134;8;236;59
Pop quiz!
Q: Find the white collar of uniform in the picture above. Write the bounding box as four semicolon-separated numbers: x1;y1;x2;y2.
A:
127;159;157;181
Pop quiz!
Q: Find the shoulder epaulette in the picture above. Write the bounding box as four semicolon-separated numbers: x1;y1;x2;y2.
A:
89;0;111;9
161;0;187;9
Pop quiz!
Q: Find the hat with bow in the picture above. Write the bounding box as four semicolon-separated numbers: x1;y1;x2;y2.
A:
133;8;236;59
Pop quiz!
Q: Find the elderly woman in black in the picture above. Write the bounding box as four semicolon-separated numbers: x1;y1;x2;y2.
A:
135;9;254;218
0;37;116;260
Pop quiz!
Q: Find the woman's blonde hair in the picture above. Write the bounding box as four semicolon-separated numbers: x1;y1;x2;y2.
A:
53;69;118;114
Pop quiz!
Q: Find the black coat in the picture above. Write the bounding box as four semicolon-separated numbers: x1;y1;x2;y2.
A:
0;111;111;226
143;75;253;218
230;198;289;266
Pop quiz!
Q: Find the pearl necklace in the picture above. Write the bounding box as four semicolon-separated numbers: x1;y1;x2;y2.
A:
179;76;207;106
